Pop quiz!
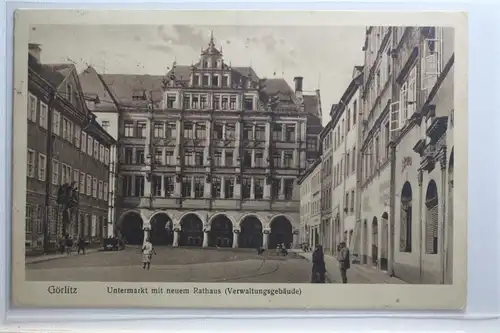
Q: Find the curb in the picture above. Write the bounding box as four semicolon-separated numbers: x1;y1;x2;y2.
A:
26;249;100;264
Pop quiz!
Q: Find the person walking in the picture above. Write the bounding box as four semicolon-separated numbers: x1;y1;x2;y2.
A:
311;244;326;283
141;238;156;270
77;237;86;255
338;241;351;284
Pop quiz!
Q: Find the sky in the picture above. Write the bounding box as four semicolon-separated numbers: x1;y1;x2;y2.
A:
29;24;366;125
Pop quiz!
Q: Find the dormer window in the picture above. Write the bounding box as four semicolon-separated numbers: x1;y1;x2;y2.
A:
212;75;219;87
132;90;146;101
222;75;228;87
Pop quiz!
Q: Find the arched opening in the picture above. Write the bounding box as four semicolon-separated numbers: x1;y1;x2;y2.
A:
209;215;233;247
425;180;439;254
150;213;173;246
400;182;413;253
269;216;293;249
179;214;203;247
362;219;368;264
120;211;144;245
239;216;262;249
381;212;389;271
446;148;454;283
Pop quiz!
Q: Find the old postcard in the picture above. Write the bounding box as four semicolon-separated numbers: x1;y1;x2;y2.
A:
12;9;468;309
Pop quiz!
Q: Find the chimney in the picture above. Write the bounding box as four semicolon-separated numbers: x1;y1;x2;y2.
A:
29;43;42;63
293;76;303;93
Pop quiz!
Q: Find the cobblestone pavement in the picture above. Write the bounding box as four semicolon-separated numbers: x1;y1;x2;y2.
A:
26;247;313;283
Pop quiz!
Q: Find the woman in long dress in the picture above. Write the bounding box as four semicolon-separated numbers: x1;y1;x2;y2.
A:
141;238;156;270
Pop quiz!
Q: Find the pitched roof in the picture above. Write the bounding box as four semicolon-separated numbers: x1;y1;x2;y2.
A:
29;54;72;89
78;66;119;111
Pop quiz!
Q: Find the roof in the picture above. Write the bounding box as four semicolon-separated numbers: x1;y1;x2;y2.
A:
297;158;322;185
29;54;73;88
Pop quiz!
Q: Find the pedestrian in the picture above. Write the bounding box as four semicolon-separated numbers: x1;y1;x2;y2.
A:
141;238;156;270
77;237;86;255
338;241;351;284
311;244;326;283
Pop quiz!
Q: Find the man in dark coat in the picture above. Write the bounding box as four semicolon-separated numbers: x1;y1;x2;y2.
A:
338;241;351;283
311;244;326;283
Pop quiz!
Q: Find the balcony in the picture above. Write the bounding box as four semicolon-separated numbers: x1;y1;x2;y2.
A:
426;116;448;145
420;145;436;171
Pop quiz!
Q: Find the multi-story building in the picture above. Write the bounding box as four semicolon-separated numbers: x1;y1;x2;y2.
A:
78;72;120;238
79;33;323;249
26;44;115;254
356;26;454;284
297;159;322;249
328;67;363;256
319;113;333;254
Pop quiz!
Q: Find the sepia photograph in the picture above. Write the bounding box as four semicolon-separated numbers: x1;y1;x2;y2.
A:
12;10;468;309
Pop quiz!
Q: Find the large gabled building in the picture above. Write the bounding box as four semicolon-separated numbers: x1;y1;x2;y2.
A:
79;33;322;249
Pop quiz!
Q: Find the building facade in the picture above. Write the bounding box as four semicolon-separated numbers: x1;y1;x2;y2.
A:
26;44;115;254
355;26;454;284
297;159;322;249
79;34;322;249
329;68;363;256
319;115;333;253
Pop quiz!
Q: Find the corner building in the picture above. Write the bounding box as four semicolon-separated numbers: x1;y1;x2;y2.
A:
356;26;454;284
79;34;322;249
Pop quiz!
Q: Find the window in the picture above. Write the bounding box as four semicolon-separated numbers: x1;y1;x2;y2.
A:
73;169;79;184
243;150;252;167
166;95;176;108
284;151;293;168
52;159;59;185
196;124;206;139
98;180;103;200
66;84;73;103
212;124;223;139
213;96;220;110
86;175;92;196
38;154;46;181
202;75;209;86
213;150;222;167
212;75;219;87
222;75;228;87
352;146;356;173
347;109;351;132
62;117;69;140
255;151;264;168
194;176;204;198
184;151;193;166
87;136;93;156
212;176;221;198
243;125;253;140
244;97;253;111
134;176;145;197
80;172;85;193
137;122;147;138
122;175;133;196
99;144;104;163
200;96;207;109
124;121;134;137
52;111;60;135
272;124;282;141
105;148;110;166
92;177;98;198
385;121;390;159
273;153;281;168
28;93;37;122
154;148;163;165
94;141;99;160
346;152;350;175
353;100;357;125
225;151;233;167
183;95;190;109
103;182;108;201
222;97;228;110
271;178;281;199
101;120;110;132
345;192;349;213
152;175;162;197
164;176;174;197
351;190;355;213
242;177;251;199
165;151;174;165
166;122;177;139
27;149;35;178
182;176;192;198
195;151;204;166
153;123;163;138
255;125;265;141
81;132;87;152
229;97;236;110
254;178;264;199
224;177;234;199
285;125;295;141
73;125;81;148
225;124;235;140
183;122;194;139
26;204;34;233
135;149;145;164
192;96;198;109
39;101;48;128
